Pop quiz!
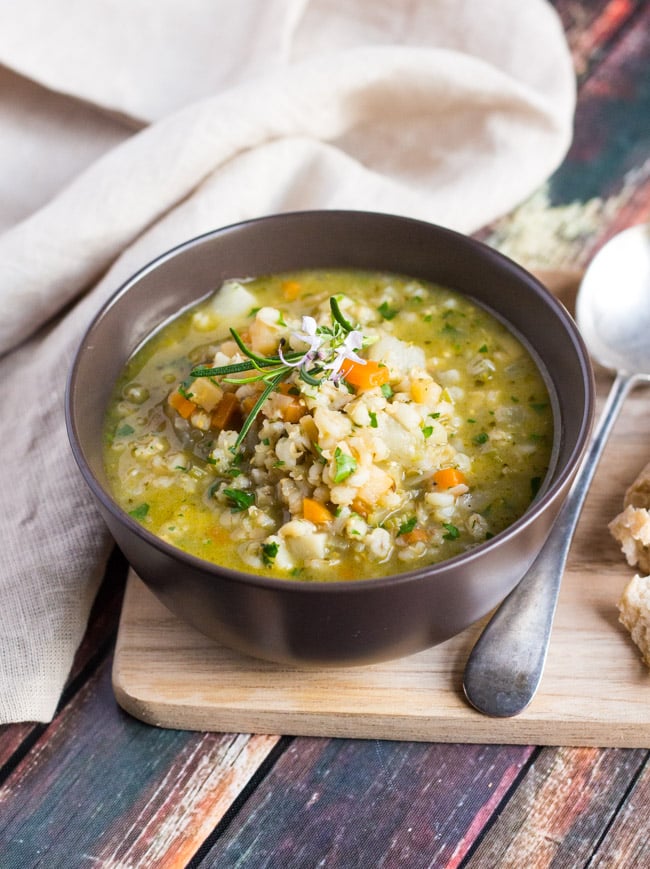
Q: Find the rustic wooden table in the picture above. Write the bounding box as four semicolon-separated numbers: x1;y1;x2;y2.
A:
1;2;649;866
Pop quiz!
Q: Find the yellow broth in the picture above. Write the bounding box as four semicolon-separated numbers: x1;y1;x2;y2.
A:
103;270;554;581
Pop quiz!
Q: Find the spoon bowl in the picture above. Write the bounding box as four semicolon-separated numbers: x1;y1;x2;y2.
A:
577;223;650;375
463;222;650;717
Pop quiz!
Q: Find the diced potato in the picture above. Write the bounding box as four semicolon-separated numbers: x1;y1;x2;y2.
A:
280;520;328;561
313;407;352;450
209;280;256;319
249;307;286;355
367;334;426;372
410;376;442;406
354;464;395;507
190;377;224;412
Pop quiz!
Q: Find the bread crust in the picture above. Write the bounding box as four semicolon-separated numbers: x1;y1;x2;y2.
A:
610;462;650;667
617;574;650;667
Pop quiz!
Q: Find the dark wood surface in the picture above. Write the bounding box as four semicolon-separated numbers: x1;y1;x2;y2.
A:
1;2;649;866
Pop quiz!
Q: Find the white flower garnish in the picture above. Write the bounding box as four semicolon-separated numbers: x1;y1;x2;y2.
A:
279;316;324;367
293;316;324;354
324;329;366;377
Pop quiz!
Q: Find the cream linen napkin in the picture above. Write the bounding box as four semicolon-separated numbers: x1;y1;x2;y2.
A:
0;0;575;722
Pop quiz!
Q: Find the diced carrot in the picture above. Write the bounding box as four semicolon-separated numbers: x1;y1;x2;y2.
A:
240;394;258;415
401;527;428;545
211;392;241;430
340;358;390;391
433;467;466;489
168;389;197;419
303;497;334;524
351;498;369;518
282;279;302;300
281;399;305;423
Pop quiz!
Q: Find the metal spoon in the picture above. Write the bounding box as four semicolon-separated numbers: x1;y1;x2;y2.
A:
463;223;650;717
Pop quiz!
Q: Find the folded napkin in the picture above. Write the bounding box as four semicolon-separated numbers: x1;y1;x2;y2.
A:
0;0;575;723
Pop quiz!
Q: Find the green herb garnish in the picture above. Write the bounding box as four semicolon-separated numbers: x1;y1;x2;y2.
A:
223;488;255;512
397;517;417;536
262;541;279;566
189;297;368;453
333;447;357;483
129;503;150;521
442;523;460;540
377;301;398;320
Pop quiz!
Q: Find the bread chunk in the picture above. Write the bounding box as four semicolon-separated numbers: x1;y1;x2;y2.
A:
608;505;650;574
624;461;650;509
618;574;650;667
609;462;650;574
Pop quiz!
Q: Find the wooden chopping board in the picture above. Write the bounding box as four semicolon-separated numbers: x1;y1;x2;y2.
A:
112;271;650;746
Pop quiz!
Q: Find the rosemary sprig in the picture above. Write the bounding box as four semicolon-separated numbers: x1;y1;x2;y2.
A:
330;295;355;332
188;296;368;452
233;370;288;450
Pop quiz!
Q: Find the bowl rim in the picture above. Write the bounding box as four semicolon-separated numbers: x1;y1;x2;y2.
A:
65;209;595;595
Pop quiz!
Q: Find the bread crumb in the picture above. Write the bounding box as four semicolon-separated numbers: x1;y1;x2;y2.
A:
617;574;650;667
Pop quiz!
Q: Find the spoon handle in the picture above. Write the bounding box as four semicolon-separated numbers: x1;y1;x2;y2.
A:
463;372;634;717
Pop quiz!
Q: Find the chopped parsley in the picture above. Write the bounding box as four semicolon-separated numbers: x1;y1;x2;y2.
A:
442;522;460;540
377;301;399;320
223;488;255;512
178;380;194;400
262;541;279;566
333;448;357;483
473;432;489;445
397;517;417;536
129;503;150;521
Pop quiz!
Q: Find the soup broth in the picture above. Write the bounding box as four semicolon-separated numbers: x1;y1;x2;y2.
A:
104;270;553;581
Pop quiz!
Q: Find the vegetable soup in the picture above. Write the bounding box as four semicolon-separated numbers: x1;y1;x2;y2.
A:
103;270;554;581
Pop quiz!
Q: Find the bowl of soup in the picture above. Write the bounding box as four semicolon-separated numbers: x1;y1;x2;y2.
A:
66;210;594;666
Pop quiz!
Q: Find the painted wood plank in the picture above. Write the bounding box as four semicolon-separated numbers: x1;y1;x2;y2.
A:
0;657;279;867
0;724;34;774
590;755;650;866
551;1;650;205
484;1;650;272
197;739;535;869
464;746;647;867
554;0;642;78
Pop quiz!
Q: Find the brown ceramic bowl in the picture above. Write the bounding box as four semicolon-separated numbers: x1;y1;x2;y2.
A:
66;211;594;667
